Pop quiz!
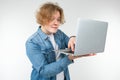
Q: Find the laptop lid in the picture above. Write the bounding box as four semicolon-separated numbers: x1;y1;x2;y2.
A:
74;18;108;56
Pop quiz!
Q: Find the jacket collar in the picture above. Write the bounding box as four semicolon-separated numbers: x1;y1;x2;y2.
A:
37;26;49;40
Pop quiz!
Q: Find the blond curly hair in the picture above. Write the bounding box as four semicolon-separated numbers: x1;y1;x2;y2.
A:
36;2;65;26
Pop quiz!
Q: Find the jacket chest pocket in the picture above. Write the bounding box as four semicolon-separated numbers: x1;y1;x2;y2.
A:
42;49;56;64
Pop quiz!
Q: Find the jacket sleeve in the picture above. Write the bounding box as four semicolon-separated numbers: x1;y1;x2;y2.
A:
25;40;73;78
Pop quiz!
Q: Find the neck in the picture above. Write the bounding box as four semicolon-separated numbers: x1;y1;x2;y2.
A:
41;26;52;35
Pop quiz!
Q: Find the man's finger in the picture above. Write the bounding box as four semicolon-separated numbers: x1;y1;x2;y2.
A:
71;43;75;51
68;42;71;49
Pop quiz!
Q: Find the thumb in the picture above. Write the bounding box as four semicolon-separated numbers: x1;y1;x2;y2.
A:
68;42;71;49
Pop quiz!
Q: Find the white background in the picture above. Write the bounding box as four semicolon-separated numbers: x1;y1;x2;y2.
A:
0;0;120;80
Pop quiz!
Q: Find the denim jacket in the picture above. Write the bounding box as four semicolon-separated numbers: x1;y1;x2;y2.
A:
25;27;73;80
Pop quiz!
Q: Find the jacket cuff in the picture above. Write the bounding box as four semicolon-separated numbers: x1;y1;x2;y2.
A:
60;56;73;69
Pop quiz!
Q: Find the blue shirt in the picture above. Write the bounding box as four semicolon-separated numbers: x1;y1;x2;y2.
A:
25;27;73;80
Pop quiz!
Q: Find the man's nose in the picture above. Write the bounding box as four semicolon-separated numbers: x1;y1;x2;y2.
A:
54;19;60;24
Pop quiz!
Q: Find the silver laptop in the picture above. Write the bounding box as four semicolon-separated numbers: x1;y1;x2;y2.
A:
54;18;108;56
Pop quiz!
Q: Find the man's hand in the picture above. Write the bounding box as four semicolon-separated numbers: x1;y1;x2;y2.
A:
68;37;76;51
68;53;96;60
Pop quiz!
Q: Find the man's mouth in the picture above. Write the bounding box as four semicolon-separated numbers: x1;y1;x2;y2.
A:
51;27;58;29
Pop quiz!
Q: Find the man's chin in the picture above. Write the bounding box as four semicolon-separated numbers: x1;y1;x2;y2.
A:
52;30;58;34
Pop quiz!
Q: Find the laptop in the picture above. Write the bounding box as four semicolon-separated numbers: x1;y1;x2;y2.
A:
54;18;108;56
